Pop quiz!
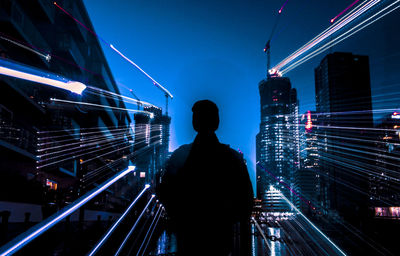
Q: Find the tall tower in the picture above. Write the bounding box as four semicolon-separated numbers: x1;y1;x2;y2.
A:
314;52;373;224
256;77;300;210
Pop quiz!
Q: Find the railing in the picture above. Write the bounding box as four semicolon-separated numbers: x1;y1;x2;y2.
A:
0;166;140;255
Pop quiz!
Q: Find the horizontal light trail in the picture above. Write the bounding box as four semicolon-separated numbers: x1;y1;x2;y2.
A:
277;187;347;256
54;2;173;99
114;197;157;256
281;0;400;74
38;125;133;134
82;141;159;184
50;98;154;118
0;35;50;61
37;129;131;148
0;166;135;256
331;0;360;23
37;135;134;163
36;140;132;169
0;58;86;94
311;140;400;183
87;189;152;256
136;207;163;256
37;137;126;160
86;86;158;108
81;138;161;164
38;127;133;141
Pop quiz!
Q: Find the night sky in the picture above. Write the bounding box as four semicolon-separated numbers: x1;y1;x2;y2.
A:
83;0;400;189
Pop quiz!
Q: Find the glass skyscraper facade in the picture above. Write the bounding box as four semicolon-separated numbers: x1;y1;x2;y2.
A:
256;77;300;210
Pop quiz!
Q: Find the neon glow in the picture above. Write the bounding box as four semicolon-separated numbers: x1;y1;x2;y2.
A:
0;59;86;94
330;0;360;23
305;111;313;131
278;0;290;14
392;112;400;119
88;185;151;256
0;166;135;256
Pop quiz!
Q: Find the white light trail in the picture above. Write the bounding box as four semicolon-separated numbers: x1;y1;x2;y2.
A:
109;44;173;99
0;166;135;256
270;0;400;75
281;0;400;74
50;98;154;118
0;59;86;94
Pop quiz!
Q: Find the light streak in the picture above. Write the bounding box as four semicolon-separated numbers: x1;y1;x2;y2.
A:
109;45;173;99
272;0;382;74
88;187;152;256
36;141;133;169
81;138;161;164
54;2;173;99
0;59;86;94
331;0;361;23
281;0;400;74
0;166;135;256
276;187;347;256
50;98;154;118
136;207;163;256
0;35;50;62
114;197;156;256
278;0;290;14
86;86;158;108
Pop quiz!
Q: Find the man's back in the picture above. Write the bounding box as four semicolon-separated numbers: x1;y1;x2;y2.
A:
158;100;253;255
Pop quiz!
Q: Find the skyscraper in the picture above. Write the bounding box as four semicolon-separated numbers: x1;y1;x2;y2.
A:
298;111;323;216
314;52;373;225
256;77;300;210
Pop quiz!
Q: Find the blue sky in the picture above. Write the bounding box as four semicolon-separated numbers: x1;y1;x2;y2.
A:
83;0;400;189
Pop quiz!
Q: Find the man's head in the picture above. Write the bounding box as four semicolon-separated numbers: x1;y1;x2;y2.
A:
192;100;219;133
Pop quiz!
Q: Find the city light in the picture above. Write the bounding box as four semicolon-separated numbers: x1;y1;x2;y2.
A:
0;166;136;256
0;59;86;94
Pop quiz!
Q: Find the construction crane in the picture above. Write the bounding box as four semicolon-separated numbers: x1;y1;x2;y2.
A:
264;0;289;78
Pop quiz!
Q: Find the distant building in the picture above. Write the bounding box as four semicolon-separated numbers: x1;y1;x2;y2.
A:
314;52;373;224
370;112;400;219
298;111;323;216
133;106;171;188
256;77;300;211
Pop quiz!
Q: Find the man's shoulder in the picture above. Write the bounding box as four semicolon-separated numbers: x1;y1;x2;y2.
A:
219;143;244;161
167;143;192;166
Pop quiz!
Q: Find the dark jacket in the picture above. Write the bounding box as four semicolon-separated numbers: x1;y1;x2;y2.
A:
158;133;253;255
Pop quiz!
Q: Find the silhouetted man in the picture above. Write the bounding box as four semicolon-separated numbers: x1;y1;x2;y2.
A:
158;100;253;256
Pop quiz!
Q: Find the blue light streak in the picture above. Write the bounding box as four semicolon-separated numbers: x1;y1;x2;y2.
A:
276;187;347;256
0;166;136;256
88;185;151;256
114;195;156;256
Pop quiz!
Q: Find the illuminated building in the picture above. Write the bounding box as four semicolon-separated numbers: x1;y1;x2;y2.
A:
370;112;400;216
298;111;323;216
133;106;171;187
0;0;131;214
256;77;300;211
314;52;373;224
